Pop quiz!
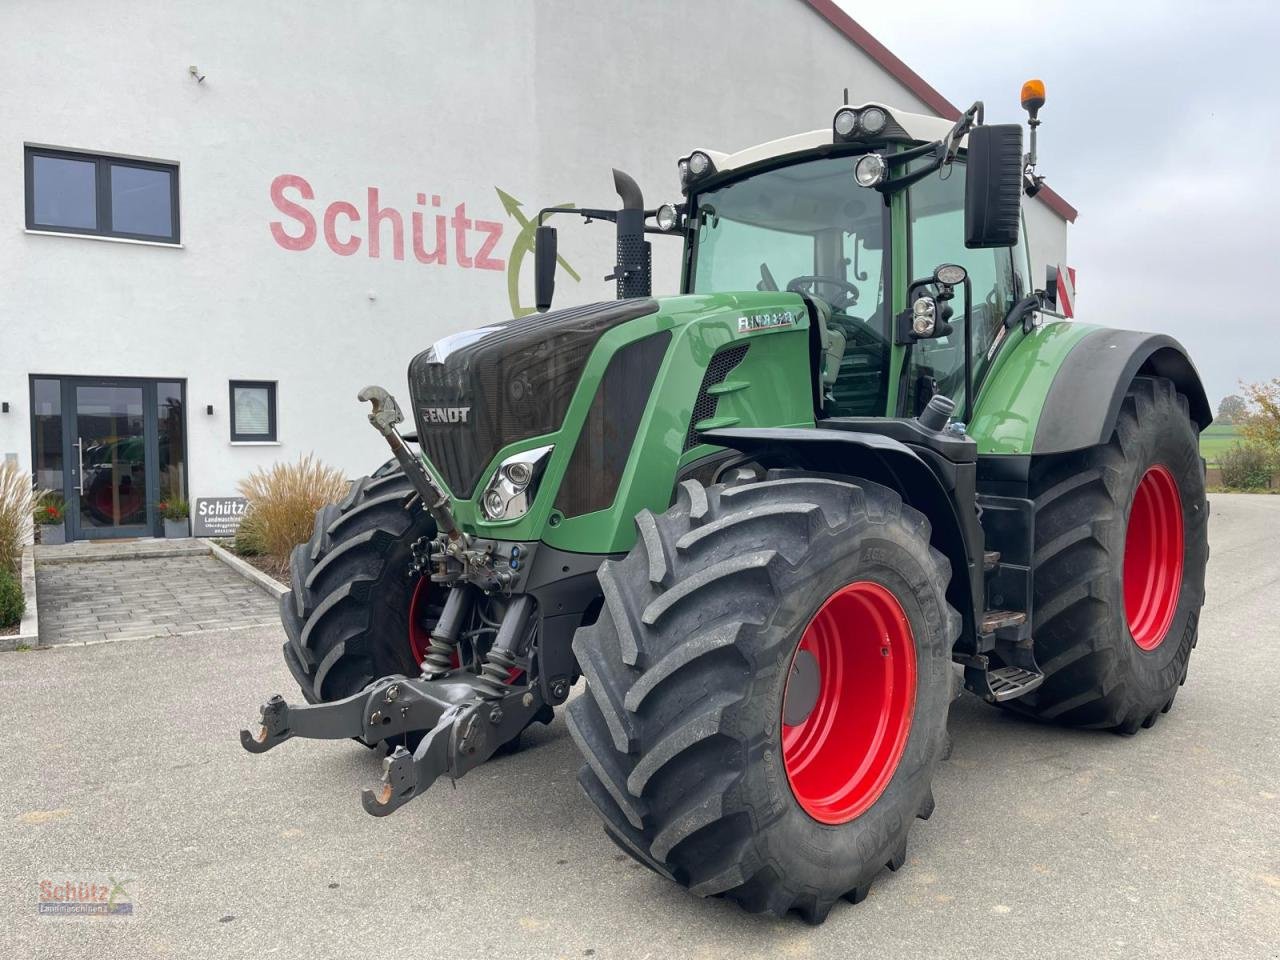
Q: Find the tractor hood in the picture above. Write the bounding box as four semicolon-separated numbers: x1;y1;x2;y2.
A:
405;291;815;554
407;299;660;497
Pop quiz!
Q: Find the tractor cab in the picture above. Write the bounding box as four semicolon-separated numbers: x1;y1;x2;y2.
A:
669;101;1030;423
536;97;1037;427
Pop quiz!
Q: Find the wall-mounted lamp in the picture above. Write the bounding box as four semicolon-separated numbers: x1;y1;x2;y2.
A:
206;404;214;415
1;402;8;413
189;65;206;83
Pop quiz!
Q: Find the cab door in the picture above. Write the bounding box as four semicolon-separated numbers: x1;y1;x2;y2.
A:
904;162;1018;418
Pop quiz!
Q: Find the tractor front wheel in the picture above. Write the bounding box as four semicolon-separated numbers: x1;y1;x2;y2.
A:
567;475;958;922
280;460;439;703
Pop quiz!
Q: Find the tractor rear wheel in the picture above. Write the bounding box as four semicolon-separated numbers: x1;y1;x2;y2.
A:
1003;376;1208;732
280;460;440;703
567;475;958;922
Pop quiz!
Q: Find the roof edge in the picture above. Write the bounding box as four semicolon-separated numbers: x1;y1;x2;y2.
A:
801;0;1078;223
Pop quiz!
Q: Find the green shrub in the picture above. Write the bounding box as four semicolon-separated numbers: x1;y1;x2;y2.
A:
0;568;24;627
0;462;36;576
234;510;267;557
1219;443;1274;490
237;454;348;572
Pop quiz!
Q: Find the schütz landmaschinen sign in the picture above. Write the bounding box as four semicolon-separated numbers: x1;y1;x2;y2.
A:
193;497;248;538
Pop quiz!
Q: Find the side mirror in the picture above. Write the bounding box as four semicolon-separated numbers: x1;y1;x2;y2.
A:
534;225;558;313
964;124;1023;249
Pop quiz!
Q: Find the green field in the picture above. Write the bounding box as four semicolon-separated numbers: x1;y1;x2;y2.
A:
1200;423;1243;465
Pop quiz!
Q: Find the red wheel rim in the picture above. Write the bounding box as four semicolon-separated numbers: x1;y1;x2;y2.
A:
782;581;917;825
1123;465;1184;651
408;576;434;664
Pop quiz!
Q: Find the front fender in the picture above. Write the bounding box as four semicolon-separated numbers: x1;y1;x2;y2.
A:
703;426;979;649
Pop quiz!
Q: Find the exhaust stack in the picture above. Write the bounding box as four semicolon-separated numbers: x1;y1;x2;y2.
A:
610;168;651;299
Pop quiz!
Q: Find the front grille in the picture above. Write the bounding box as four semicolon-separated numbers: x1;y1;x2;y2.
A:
407;299;658;497
555;331;671;518
683;344;749;451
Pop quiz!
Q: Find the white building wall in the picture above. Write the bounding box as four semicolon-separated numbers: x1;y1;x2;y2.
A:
0;0;1069;511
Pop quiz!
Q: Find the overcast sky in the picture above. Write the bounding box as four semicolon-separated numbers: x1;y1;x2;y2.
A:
839;0;1280;408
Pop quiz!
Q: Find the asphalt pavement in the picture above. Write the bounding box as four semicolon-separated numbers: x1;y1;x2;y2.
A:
1;494;1276;960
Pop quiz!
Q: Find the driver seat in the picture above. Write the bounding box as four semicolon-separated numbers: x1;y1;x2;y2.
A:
808;297;847;403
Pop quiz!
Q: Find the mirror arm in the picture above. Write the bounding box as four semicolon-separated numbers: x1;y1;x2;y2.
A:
877;140;950;194
536;206;618;226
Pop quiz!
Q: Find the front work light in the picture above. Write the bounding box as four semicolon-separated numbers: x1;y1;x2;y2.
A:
911;297;937;337
833;108;858;137
859;106;888;135
687;151;711;177
854;153;887;188
481;444;553;522
655;203;679;231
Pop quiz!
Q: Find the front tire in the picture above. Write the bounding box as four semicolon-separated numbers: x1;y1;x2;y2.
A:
567;476;959;922
280;461;438;703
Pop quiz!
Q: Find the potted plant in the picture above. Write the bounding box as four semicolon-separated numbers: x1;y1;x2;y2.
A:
158;497;190;538
35;496;65;545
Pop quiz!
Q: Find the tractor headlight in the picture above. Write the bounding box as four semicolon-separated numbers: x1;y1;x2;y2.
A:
687;151;712;178
911;297;937;337
678;158;690;187
481;444;553;522
833;108;859;138
483;490;506;519
859;106;888;135
655;203;680;231
854;153;887;188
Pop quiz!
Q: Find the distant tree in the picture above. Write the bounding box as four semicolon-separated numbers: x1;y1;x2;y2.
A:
1239;379;1280;461
1216;394;1247;424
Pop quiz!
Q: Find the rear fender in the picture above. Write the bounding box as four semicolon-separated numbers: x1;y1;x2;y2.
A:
1033;330;1212;452
703;427;979;650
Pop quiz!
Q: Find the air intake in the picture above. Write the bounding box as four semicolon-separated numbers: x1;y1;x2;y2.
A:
683;344;749;452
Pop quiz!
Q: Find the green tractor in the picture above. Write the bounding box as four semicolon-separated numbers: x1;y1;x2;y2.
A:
241;83;1210;923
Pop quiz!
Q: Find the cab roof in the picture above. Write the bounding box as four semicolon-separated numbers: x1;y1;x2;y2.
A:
683;103;955;183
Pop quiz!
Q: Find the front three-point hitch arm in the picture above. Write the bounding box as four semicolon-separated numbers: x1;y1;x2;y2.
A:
240;670;549;816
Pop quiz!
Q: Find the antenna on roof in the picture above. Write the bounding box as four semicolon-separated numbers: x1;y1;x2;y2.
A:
843;87;849;105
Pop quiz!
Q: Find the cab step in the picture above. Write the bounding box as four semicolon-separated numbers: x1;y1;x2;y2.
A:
980;608;1025;632
962;655;1045;703
984;665;1044;701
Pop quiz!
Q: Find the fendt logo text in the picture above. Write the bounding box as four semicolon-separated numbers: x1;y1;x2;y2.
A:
737;311;798;333
421;407;471;424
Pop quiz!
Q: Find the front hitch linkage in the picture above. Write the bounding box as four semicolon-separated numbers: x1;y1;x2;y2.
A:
358;385;464;542
240;673;546;816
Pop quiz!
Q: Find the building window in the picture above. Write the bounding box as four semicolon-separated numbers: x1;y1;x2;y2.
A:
25;146;180;243
230;381;277;442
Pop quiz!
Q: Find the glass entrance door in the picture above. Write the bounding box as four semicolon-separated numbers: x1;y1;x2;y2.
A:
70;382;151;538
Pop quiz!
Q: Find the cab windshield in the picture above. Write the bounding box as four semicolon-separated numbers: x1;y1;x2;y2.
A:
690;156;891;416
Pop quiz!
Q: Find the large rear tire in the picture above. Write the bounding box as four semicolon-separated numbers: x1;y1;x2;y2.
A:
567;476;959;922
280;460;439;703
1002;376;1208;732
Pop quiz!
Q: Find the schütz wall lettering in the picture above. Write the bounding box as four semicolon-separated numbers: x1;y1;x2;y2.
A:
269;174;505;270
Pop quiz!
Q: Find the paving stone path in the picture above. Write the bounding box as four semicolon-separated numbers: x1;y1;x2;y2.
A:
35;552;280;646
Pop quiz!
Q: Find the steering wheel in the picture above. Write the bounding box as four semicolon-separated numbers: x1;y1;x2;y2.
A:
786;276;860;311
